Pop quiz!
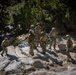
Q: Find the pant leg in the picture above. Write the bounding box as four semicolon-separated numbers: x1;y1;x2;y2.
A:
29;43;34;56
66;48;71;59
35;34;39;46
40;41;46;54
1;47;7;56
49;38;53;49
53;38;56;49
5;48;8;55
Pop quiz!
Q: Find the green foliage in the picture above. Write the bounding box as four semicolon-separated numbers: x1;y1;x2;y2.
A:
0;0;76;33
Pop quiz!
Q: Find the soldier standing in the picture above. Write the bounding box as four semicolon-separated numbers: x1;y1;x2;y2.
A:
49;27;58;50
28;29;36;56
40;31;48;54
1;37;10;56
35;22;42;47
29;25;35;33
66;35;73;61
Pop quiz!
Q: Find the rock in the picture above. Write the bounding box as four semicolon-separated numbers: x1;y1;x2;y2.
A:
29;68;76;75
24;65;35;71
0;56;8;62
5;69;23;75
58;44;66;50
7;46;17;56
5;60;20;71
29;70;57;75
58;67;76;75
18;57;33;65
5;60;23;75
33;59;47;68
18;39;29;47
32;55;40;59
0;58;10;70
15;46;28;58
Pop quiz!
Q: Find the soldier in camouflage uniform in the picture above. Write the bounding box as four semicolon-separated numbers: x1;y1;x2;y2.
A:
1;37;10;56
30;25;35;33
66;35;73;60
35;22;42;47
28;29;36;56
40;31;48;54
49;27;58;49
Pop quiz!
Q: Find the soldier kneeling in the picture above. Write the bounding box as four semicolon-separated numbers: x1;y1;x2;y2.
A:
1;37;10;56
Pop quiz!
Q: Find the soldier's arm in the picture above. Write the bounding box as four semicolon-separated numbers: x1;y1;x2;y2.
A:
55;29;58;35
1;40;4;47
49;31;52;36
40;26;43;31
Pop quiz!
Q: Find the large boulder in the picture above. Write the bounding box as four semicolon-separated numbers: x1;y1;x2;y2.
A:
33;59;48;68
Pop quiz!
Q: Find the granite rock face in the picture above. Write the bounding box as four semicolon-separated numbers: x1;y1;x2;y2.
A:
0;37;76;75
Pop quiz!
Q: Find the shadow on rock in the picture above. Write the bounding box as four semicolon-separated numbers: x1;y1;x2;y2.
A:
35;47;41;53
59;50;67;55
68;59;76;64
46;49;58;57
38;53;63;66
7;54;18;61
48;56;63;66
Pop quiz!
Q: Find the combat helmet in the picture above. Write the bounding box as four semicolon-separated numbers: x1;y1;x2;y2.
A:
36;22;41;25
41;31;45;35
30;25;34;28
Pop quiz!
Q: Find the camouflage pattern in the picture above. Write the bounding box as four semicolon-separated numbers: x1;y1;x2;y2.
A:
35;23;42;46
40;31;47;54
1;37;10;56
28;30;36;56
49;27;58;49
66;35;73;60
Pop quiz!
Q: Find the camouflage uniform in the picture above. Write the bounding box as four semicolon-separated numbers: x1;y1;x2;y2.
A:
1;37;10;56
29;25;37;48
66;35;73;60
49;27;58;49
40;31;47;54
35;22;42;46
28;29;36;56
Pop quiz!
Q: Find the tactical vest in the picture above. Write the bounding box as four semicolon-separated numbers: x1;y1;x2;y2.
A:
50;30;57;38
28;34;35;43
35;26;42;34
40;34;47;42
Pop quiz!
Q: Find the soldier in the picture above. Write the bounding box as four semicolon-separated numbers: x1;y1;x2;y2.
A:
66;35;73;61
35;22;42;46
30;25;35;33
49;27;58;49
40;31;48;54
1;37;10;56
28;29;36;56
